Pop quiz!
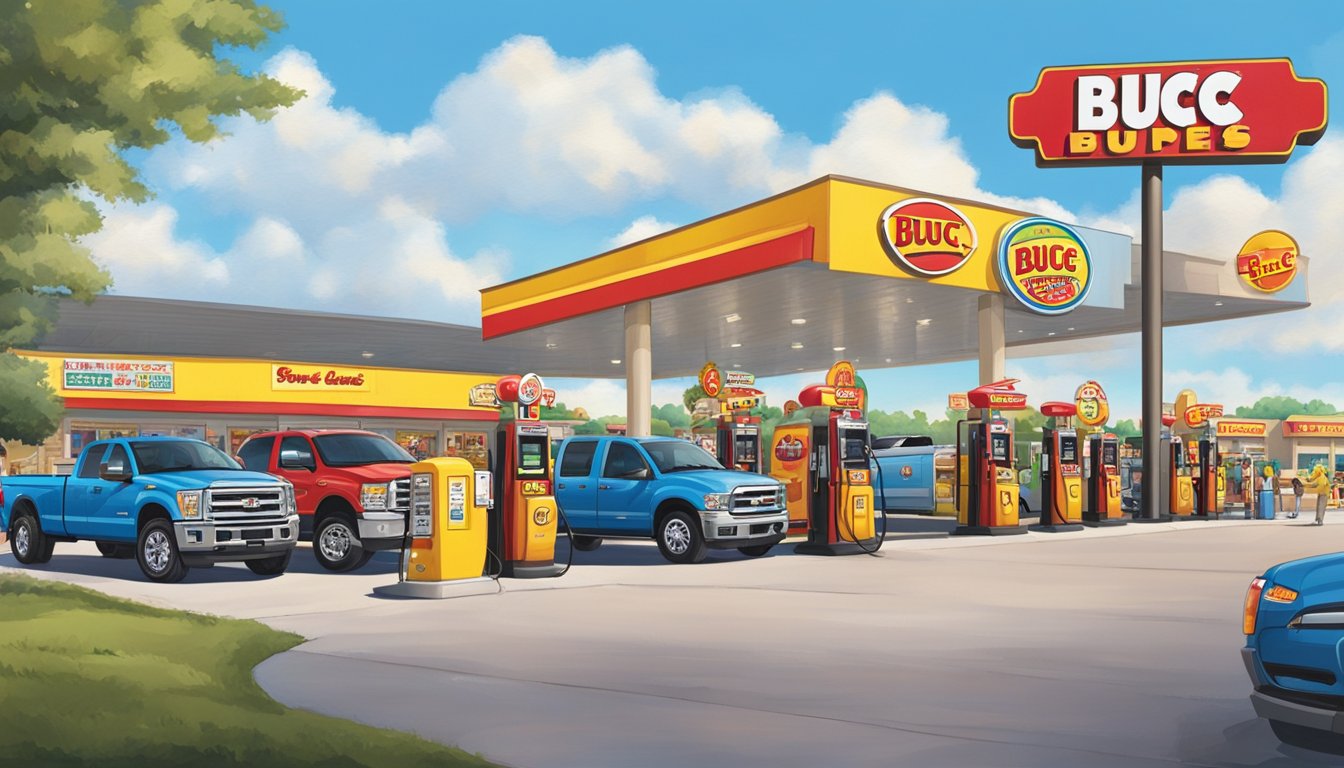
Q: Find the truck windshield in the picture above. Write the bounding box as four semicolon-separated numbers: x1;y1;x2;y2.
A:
313;433;415;467
131;441;242;473
642;441;724;473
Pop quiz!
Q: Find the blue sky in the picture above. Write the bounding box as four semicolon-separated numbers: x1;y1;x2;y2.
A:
86;1;1344;421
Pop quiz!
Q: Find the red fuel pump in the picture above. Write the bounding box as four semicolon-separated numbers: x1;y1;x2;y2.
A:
488;373;566;579
1193;433;1223;519
715;416;762;473
953;379;1028;536
1033;402;1084;533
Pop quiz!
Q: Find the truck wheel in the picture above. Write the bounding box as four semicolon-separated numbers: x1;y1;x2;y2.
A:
572;536;602;552
137;519;189;583
96;542;135;559
245;550;292;577
1270;719;1344;755
656;510;707;564
313;515;367;572
10;512;52;565
738;544;773;557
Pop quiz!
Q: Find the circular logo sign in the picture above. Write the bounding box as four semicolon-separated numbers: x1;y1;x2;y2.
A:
1236;230;1299;293
774;435;805;462
1074;380;1109;428
517;373;544;406
533;506;553;526
997;218;1091;315
900;465;914;479
878;198;978;276
699;362;722;398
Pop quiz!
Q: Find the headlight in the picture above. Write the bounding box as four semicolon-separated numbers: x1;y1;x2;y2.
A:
177;490;203;520
703;493;732;510
361;483;390;511
282;483;296;515
1264;584;1299;603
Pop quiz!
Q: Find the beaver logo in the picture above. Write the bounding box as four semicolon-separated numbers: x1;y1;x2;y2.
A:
878;198;978;276
533;507;553;526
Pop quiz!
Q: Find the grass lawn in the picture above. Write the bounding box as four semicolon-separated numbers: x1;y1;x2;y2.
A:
0;575;499;767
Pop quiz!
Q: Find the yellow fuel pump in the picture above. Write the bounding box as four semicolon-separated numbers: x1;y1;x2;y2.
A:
374;457;497;599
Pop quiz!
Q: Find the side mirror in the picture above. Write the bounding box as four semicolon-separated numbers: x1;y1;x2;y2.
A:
279;449;315;471
624;467;653;480
100;461;131;483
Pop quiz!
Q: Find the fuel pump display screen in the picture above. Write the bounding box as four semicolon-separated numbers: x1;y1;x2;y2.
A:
1102;441;1118;467
1060;435;1078;464
518;436;548;477
840;428;869;467
990;432;1011;463
735;432;759;463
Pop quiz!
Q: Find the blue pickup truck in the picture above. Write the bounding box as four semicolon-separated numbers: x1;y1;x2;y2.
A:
1243;551;1344;755
2;437;299;582
554;436;789;563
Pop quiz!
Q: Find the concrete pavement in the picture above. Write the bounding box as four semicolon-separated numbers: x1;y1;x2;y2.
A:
4;516;1344;767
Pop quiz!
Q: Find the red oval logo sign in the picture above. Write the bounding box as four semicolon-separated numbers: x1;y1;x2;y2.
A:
878;198;978;276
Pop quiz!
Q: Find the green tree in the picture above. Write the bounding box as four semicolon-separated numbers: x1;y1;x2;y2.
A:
649;418;674;437
541;401;583;420
1234;396;1337;420
0;0;301;443
1110;419;1141;439
652;403;690;429
572;420;607;436
682;384;708;415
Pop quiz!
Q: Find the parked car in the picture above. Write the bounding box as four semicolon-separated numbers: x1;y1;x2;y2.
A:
1;437;298;582
237;429;414;571
553;436;788;563
1243;552;1344;755
869;437;955;514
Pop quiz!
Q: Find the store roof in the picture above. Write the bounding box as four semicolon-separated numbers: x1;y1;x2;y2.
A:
28;295;555;375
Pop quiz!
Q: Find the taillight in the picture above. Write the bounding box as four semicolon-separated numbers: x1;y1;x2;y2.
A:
1244;577;1266;635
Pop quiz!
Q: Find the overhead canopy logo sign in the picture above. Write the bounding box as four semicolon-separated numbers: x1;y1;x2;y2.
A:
997;218;1092;314
699;362;723;398
878;198;978;276
1009;59;1328;166
1074;380;1110;427
967;378;1029;411
1236;230;1300;293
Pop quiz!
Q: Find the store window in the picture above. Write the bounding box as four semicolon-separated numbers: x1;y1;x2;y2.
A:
140;424;206;441
396;430;438;461
1297;450;1329;473
446;431;489;469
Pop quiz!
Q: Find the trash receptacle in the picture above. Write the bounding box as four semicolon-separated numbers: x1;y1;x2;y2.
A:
1259;489;1275;520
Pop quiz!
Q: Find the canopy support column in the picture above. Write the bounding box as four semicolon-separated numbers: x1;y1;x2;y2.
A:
977;293;1006;386
624;301;652;437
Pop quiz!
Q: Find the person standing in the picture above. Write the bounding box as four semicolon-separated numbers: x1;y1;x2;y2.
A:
1291;476;1304;518
1307;464;1331;525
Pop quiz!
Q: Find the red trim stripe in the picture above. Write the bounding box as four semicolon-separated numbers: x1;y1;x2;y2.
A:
60;397;499;422
483;227;814;339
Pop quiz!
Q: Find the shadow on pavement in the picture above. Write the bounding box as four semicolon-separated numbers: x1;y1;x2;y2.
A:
0;545;402;583
555;539;784;567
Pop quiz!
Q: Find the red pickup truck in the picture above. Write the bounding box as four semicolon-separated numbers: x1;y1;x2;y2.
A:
237;430;412;571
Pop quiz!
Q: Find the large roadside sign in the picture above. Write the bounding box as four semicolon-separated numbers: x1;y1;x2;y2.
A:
1009;59;1327;167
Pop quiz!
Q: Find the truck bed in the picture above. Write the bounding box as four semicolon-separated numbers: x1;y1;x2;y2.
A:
0;475;70;536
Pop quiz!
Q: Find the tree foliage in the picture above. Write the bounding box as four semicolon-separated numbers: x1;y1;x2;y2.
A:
0;0;301;443
1234;396;1338;420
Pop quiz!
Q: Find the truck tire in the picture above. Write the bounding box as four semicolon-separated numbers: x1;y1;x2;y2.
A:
656;510;707;564
572;536;602;552
10;512;53;565
96;542;135;559
313;514;368;572
1270;719;1344;755
136;518;189;583
738;544;773;557
245;550;292;577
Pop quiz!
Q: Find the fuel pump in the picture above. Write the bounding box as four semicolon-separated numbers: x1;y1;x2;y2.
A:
373;456;495;599
953;379;1029;536
794;408;880;555
1033;402;1083;533
489;373;566;578
1082;434;1125;526
716;417;762;473
772;361;881;555
1167;433;1195;517
1193;431;1224;519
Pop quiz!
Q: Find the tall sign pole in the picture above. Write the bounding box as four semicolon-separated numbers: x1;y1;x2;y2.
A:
1009;59;1327;521
1141;164;1165;521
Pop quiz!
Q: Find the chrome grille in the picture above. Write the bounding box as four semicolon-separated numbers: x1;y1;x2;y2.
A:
208;486;288;526
731;485;783;516
390;477;411;512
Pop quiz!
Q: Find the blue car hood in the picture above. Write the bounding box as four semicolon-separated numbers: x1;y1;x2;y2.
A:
136;469;282;491
659;469;778;493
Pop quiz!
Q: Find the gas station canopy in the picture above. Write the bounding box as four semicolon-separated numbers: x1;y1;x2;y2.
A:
481;176;1308;380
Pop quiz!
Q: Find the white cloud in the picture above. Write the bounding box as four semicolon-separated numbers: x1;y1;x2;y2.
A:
86;204;230;294
610;215;677;247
